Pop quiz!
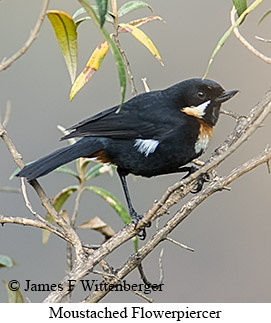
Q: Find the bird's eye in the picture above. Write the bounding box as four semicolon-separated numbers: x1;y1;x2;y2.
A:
197;91;206;100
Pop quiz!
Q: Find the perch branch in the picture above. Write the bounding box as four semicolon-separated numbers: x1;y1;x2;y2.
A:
83;147;271;302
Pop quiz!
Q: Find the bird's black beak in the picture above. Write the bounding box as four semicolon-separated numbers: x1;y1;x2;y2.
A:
215;89;239;103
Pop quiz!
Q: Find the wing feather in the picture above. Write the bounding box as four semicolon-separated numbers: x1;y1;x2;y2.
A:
61;91;174;140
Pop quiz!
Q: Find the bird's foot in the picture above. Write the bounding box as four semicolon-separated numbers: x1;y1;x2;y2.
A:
130;211;151;240
180;166;210;193
191;172;210;193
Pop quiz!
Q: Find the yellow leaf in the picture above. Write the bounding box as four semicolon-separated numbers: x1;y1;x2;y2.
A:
70;40;109;101
47;10;77;83
119;23;163;65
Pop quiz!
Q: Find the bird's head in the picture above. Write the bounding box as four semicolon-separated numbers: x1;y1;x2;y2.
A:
169;78;238;126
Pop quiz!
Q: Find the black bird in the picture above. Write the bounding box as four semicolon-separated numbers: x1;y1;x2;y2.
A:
17;78;237;234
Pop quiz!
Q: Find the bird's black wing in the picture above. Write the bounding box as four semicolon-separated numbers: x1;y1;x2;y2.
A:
62;91;173;140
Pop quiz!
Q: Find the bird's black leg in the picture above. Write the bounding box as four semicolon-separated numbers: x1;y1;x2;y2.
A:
178;166;210;193
117;168;150;240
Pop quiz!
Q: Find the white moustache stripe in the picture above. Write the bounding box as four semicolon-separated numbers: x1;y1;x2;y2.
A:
183;100;211;118
134;139;159;157
192;100;211;117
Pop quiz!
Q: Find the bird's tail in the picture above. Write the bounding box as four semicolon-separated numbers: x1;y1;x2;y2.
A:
16;137;104;180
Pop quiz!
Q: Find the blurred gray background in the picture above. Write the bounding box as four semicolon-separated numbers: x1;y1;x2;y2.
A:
0;0;270;302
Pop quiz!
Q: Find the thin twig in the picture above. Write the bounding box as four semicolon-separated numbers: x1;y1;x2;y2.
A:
158;248;164;285
0;214;70;243
165;237;195;252
231;7;271;64
131;289;153;303
137;263;153;286
220;107;242;120
20;178;47;223
3;101;11;127
141;77;151;92
90;269;153;303
114;35;138;96
255;35;271;43
0;0;50;72
0;186;21;194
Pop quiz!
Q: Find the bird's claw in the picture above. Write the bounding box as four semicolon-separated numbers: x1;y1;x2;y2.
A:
191;172;210;193
180;166;210;193
130;211;151;240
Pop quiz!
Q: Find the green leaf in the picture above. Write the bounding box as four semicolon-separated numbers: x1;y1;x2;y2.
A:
203;0;264;79
72;6;113;27
2;281;24;303
43;185;78;244
0;255;15;269
85;163;113;181
78;0;126;106
258;9;271;25
47;11;78;84
86;185;131;224
232;0;247;17
74;16;91;28
54;165;79;178
52;186;79;214
95;0;108;27
118;1;152;17
73;7;91;20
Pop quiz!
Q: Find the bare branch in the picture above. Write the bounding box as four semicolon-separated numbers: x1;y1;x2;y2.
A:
0;0;50;72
